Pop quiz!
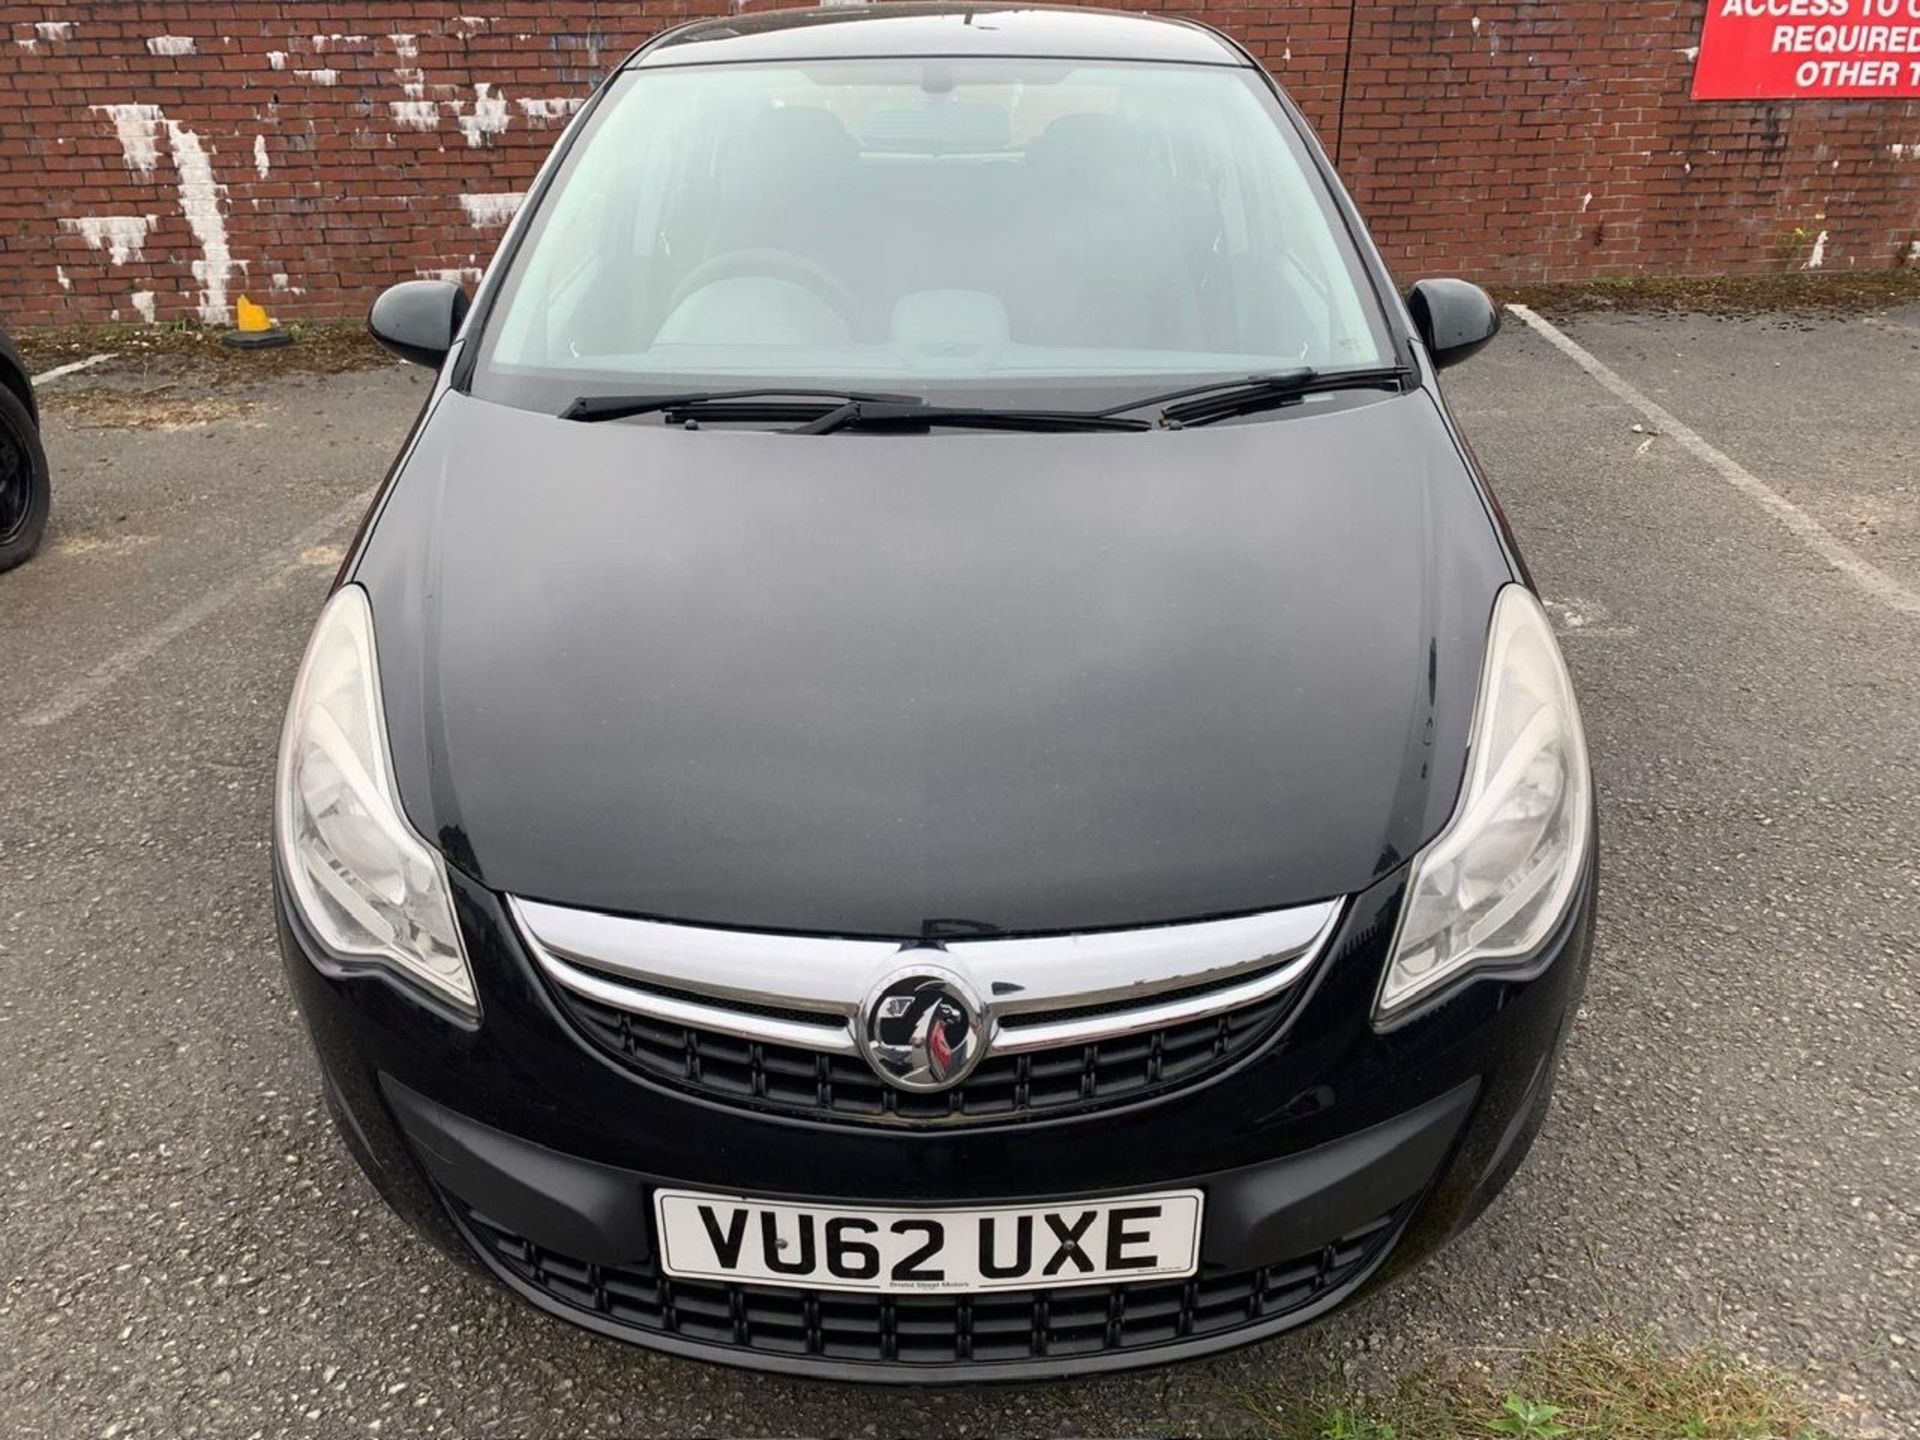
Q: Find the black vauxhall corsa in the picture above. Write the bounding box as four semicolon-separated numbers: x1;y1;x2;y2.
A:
275;3;1597;1379
0;322;50;573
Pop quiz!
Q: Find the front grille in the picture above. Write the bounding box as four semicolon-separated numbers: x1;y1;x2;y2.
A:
450;1194;1403;1368
553;977;1297;1125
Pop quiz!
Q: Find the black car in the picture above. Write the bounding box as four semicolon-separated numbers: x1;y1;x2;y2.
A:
0;324;50;573
276;4;1596;1379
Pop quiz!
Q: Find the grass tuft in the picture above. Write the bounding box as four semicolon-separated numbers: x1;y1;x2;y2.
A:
1236;1329;1831;1440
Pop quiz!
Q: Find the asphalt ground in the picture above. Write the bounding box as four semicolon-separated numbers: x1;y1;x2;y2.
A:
0;308;1915;1438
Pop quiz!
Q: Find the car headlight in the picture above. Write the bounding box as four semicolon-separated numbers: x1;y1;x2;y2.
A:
1376;585;1592;1021
274;584;477;1015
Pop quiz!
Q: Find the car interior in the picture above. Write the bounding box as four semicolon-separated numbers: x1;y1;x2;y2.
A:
487;63;1382;383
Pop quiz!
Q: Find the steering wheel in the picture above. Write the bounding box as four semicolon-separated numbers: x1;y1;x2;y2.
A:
663;249;858;326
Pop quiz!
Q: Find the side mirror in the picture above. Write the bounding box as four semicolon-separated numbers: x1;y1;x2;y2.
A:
368;280;472;368
1406;278;1500;369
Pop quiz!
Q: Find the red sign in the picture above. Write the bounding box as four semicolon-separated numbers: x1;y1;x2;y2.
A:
1693;0;1920;98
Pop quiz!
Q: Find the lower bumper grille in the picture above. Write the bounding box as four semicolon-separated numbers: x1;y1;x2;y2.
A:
448;1192;1403;1369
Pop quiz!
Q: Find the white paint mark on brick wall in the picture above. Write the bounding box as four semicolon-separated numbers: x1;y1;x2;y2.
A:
92;103;165;174
130;290;157;322
61;215;156;265
1678;45;1699;60
56;265;71;290
1581;191;1593;212
516;96;583;120
254;134;270;177
271;272;290;290
35;20;73;40
1803;229;1829;269
16;37;36;51
456;83;510;146
266;50;287;69
452;15;491;32
390;100;439;128
146;35;196;56
162;118;236;323
1892;143;1918;160
417;266;483;285
295;68;340;85
458;191;522;227
390;32;419;58
83;102;239;321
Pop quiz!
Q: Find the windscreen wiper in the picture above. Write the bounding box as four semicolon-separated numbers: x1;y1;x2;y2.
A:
1097;365;1412;428
561;387;922;423
795;400;1151;435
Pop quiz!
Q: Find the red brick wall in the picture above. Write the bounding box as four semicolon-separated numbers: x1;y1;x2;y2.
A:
2;1;1918;326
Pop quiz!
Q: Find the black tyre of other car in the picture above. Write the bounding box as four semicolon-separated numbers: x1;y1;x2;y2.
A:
0;383;49;572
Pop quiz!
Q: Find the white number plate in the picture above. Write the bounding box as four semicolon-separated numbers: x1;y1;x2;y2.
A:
654;1188;1204;1294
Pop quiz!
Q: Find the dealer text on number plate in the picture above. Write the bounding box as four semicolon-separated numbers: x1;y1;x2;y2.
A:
653;1189;1205;1293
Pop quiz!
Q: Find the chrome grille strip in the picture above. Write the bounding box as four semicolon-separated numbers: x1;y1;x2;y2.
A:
512;895;1342;1060
530;950;862;1054
511;899;875;1019
984;955;1320;1055
939;906;1337;1018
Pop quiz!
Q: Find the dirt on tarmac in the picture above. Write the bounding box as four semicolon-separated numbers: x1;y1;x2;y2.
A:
1496;266;1920;320
15;318;388;384
1;296;1915;1438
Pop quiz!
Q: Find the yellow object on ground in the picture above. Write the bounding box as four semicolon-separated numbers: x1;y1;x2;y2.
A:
235;296;272;333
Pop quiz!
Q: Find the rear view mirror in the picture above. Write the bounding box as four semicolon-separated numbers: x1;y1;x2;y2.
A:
368;280;472;368
1406;279;1500;369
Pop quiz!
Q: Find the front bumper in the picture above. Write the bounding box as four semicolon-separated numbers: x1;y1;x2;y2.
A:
276;859;1594;1380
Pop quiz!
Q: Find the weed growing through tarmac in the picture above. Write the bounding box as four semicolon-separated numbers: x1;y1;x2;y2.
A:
1231;1328;1832;1440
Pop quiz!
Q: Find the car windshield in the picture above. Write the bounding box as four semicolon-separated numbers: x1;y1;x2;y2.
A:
471;56;1395;413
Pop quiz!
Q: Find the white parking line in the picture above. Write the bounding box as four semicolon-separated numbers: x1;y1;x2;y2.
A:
1506;304;1920;619
14;488;373;729
28;353;116;385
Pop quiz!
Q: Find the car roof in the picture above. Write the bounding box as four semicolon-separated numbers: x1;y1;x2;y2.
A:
630;3;1251;69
